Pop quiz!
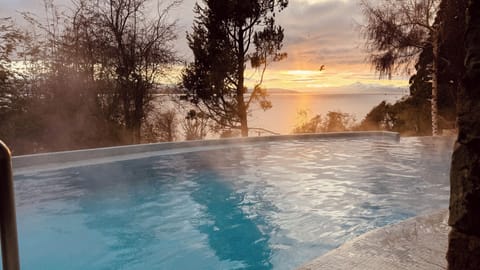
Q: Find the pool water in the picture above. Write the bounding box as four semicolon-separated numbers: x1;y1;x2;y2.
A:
8;136;453;270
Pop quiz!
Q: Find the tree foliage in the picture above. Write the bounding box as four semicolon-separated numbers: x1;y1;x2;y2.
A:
359;98;432;136
0;18;36;153
361;0;439;78
71;0;181;143
0;18;25;119
143;109;178;142
0;0;180;154
360;0;466;136
293;110;356;134
359;47;440;136
434;0;467;123
181;109;209;140
181;0;288;137
361;0;443;134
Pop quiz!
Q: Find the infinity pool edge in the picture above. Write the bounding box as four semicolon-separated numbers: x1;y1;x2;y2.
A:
12;131;399;173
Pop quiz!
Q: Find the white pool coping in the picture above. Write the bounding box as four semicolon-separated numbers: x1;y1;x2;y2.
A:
12;131;399;174
297;209;449;270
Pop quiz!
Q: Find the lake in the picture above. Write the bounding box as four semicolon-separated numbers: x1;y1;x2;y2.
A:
155;93;404;138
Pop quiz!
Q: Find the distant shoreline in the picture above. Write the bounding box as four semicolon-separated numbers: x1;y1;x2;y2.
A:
153;92;406;97
254;92;405;96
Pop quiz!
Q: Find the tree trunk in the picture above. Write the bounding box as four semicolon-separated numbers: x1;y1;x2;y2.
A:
121;85;135;144
133;123;141;144
447;1;480;269
133;84;145;144
237;29;249;137
237;80;249;137
432;30;440;136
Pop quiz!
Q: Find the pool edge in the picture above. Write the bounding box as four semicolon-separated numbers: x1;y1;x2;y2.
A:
12;131;399;171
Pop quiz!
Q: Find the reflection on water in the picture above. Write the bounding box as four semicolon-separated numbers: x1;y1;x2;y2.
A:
12;136;453;270
191;171;273;270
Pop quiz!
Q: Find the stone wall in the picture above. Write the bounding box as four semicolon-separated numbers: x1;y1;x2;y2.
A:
447;0;480;268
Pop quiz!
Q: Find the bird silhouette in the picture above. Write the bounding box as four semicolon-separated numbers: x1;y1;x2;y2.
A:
319;65;325;71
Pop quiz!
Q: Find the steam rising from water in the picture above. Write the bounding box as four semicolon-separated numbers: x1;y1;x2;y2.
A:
13;136;453;270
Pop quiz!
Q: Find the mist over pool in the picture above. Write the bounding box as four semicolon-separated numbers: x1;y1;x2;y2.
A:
12;136;453;270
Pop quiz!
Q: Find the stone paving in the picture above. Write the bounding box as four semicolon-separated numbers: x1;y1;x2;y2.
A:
298;210;449;270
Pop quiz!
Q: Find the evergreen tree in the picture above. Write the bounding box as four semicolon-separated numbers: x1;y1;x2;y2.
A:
361;0;442;134
182;0;288;137
361;0;466;136
435;0;467;126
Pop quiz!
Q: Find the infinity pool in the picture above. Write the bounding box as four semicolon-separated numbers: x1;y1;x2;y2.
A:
9;136;453;270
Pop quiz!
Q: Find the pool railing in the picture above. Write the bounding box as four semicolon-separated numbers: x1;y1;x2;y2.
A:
0;140;21;270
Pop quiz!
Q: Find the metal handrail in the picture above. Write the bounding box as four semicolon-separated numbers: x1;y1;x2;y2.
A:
0;140;20;270
249;127;280;136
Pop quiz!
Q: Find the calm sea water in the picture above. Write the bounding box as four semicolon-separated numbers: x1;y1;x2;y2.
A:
248;93;403;134
157;93;403;137
11;136;453;270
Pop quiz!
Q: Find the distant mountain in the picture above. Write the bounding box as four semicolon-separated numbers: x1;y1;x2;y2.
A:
153;82;408;96
263;88;299;94
299;82;408;95
345;82;407;94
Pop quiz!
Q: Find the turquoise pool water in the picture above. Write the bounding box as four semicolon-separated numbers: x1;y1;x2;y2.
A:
8;136;453;270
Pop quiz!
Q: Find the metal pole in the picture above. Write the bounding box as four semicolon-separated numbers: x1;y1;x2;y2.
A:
0;140;20;270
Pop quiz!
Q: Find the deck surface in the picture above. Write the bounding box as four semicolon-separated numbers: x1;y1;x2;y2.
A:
298;210;449;270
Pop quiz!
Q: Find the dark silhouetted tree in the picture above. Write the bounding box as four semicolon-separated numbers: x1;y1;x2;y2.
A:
0;18;24;119
182;110;209;140
293;110;323;134
361;0;442;134
293;110;355;134
73;0;181;143
360;0;466;136
13;3;124;153
0;18;36;153
143;109;178;142
182;0;288;137
0;0;180;154
359;101;391;131
435;0;467;127
359;47;434;136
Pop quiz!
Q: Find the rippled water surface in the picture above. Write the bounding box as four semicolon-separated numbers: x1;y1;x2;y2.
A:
10;136;454;270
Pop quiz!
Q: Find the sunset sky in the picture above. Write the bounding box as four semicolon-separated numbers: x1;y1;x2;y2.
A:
1;0;410;94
